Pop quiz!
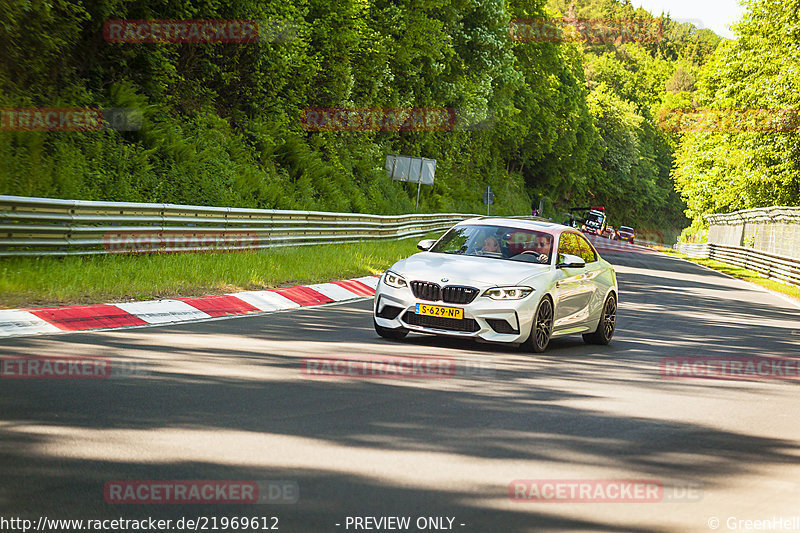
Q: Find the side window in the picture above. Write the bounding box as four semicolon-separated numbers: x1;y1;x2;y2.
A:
575;234;598;264
557;232;577;262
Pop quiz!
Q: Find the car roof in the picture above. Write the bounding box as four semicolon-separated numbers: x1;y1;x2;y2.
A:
457;217;570;234
619;226;634;231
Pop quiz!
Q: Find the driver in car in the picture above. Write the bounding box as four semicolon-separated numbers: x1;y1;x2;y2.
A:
532;236;551;263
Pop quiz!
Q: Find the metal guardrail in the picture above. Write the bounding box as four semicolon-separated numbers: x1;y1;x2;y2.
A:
675;242;800;287
0;195;475;256
639;240;668;248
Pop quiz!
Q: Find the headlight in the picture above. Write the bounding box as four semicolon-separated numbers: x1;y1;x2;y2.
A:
482;286;533;300
383;271;408;289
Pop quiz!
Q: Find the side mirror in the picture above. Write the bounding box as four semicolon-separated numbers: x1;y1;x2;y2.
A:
556;254;586;269
417;239;437;251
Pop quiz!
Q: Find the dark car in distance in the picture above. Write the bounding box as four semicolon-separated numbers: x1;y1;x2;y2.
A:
617;226;635;244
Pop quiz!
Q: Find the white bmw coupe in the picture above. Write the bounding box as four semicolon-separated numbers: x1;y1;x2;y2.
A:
373;218;618;352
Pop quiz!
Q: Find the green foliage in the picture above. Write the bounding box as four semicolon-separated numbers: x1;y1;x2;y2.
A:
542;0;705;230
0;0;718;231
672;0;800;228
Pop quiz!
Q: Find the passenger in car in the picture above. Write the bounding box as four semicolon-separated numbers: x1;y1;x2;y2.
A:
480;236;500;255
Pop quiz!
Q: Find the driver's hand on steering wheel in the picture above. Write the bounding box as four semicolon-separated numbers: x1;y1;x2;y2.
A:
521;250;548;262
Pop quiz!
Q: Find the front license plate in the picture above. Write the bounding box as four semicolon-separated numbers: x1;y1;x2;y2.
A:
416;303;463;319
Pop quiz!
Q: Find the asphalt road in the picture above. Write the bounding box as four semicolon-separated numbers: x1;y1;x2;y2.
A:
1;247;799;533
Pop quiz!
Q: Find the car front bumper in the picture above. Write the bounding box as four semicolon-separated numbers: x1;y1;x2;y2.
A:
374;281;538;344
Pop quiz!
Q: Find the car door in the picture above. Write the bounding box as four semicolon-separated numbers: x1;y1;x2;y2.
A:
572;233;605;328
552;232;590;331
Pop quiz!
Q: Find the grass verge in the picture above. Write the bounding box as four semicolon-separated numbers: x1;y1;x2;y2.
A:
0;236;434;309
660;248;800;303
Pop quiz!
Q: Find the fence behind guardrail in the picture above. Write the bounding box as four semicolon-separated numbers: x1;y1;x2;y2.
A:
706;206;800;260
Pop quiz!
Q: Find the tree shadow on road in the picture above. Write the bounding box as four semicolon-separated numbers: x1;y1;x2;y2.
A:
1;249;798;532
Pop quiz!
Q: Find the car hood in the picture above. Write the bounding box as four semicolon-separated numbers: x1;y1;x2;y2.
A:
390;252;550;287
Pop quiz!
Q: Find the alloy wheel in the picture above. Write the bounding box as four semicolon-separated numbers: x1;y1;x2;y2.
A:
603;296;616;340
535;298;553;350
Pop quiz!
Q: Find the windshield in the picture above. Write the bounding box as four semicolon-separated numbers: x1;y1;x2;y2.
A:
430;224;554;263
585;212;605;227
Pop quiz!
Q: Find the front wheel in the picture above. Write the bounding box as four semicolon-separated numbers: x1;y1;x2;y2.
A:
583;293;616;345
374;319;409;340
521;297;553;353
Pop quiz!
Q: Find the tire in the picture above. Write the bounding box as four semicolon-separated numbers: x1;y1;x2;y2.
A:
583;293;616;345
373;319;409;340
521;297;553;353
